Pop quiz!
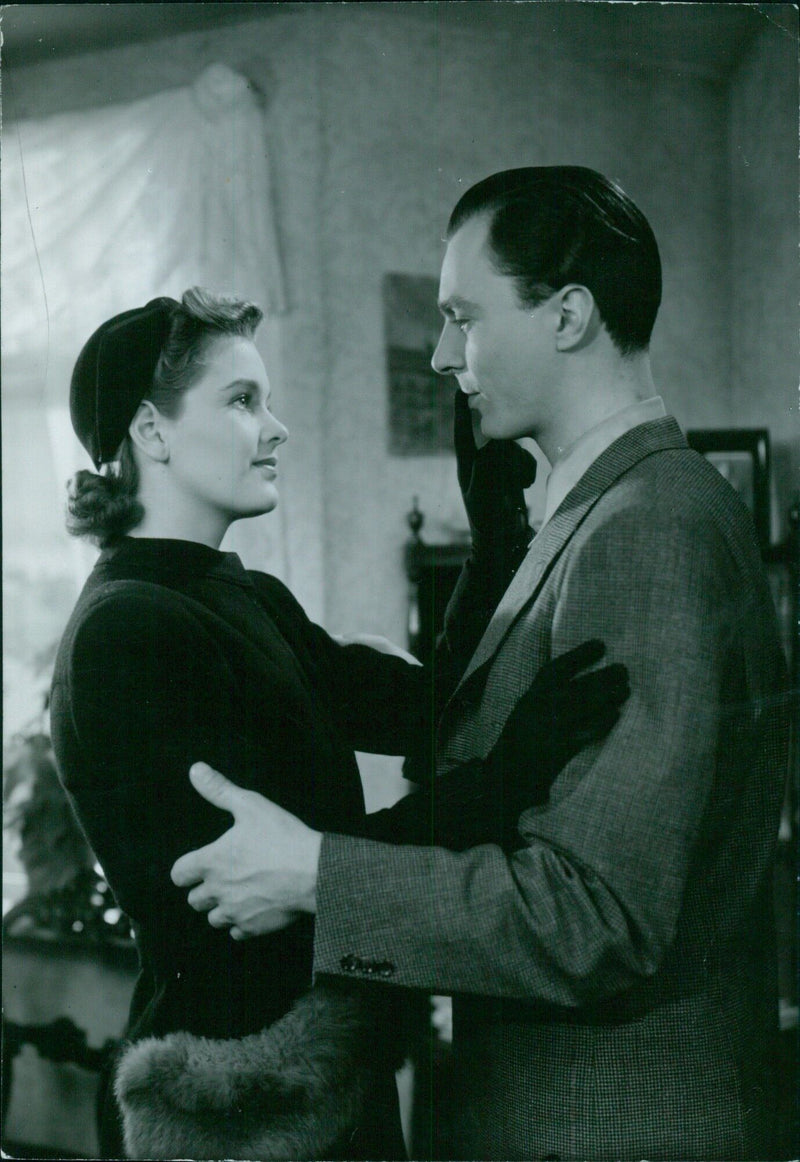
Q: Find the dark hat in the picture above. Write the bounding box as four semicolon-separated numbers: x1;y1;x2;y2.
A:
70;297;179;467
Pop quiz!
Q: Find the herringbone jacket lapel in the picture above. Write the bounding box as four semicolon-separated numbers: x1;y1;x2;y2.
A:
452;416;688;695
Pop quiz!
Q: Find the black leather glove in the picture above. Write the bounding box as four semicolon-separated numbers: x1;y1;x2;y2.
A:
454;387;536;559
434;391;537;692
366;640;629;851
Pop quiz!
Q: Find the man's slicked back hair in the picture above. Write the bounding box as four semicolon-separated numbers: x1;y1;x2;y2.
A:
447;167;662;355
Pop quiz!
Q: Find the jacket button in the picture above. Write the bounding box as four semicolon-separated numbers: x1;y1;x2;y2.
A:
340;954;361;972
377;961;395;978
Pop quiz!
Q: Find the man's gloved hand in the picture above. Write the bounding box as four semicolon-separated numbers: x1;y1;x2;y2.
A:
369;640;629;851
454;388;536;559
489;637;627;789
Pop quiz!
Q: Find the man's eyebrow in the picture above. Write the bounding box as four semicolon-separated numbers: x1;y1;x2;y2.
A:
438;296;479;317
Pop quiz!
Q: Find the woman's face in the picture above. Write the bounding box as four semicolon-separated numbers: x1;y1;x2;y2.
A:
161;335;288;536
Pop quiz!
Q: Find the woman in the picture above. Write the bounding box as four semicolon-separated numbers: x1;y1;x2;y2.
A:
50;289;627;1159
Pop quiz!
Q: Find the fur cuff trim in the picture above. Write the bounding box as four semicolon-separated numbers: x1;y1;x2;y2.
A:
115;984;377;1160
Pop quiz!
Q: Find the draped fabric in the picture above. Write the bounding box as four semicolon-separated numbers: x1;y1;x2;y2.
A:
3;62;286;365
2;65;287;743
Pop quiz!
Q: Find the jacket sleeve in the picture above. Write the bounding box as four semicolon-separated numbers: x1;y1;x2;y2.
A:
249;573;431;758
319;638;431;757
251;548;521;768
322;541;528;767
312;510;758;1005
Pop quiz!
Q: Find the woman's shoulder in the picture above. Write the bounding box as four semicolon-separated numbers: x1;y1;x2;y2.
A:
246;570;307;621
63;576;216;661
79;573;199;620
244;571;328;658
53;577;229;713
246;568;293;599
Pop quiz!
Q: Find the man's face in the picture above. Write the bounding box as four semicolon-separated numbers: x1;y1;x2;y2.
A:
432;214;561;442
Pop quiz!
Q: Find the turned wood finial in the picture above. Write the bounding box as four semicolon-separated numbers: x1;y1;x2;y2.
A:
407;496;424;542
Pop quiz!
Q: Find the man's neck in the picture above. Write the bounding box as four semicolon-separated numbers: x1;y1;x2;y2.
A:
538;350;657;465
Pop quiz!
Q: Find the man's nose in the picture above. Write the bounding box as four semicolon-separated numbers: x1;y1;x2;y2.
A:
431;322;465;376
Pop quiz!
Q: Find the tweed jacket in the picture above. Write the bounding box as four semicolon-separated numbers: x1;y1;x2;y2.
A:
313;417;790;1160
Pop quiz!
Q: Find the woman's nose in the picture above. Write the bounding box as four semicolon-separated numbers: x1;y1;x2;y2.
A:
431;322;465;376
263;409;288;446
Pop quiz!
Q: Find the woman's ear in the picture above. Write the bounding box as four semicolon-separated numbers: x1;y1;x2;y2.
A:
554;285;599;351
129;400;170;463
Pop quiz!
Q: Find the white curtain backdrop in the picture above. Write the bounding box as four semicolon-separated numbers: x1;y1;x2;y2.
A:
4;62;285;359
2;64;287;739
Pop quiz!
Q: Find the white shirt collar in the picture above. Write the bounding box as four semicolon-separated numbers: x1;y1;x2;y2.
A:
539;396;667;530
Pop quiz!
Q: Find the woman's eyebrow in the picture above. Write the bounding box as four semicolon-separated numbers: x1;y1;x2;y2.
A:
220;378;261;394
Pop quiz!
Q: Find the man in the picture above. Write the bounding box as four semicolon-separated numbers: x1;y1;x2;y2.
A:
172;167;790;1159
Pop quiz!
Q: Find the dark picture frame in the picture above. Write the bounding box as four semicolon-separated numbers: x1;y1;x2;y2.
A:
686;428;771;553
383;273;450;455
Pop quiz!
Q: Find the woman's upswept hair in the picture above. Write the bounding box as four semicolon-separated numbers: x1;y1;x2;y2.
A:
67;287;263;548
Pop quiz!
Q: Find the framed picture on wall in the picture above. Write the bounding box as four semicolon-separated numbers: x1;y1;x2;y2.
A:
383;273;450;455
686;428;771;552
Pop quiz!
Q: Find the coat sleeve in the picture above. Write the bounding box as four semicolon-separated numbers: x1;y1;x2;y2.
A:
312;510;754;1005
250;573;433;759
251;553;513;767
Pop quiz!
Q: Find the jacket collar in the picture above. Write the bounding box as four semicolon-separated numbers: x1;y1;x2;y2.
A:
454;415;687;691
95;536;253;590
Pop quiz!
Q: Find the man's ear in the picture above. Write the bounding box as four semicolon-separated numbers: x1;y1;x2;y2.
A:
554;285;598;351
129;400;170;463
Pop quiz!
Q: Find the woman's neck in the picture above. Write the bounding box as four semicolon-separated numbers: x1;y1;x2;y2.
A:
129;496;229;550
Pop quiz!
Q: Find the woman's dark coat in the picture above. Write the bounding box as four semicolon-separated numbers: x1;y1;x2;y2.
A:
50;536;425;1158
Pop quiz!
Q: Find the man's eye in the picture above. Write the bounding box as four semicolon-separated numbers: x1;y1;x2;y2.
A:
232;394;251;408
453;318;471;333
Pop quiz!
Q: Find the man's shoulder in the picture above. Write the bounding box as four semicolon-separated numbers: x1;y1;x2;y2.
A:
565;415;733;531
598;439;752;525
571;443;763;584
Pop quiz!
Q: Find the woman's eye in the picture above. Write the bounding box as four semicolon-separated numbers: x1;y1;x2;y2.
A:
232;394;251;409
453;318;471;333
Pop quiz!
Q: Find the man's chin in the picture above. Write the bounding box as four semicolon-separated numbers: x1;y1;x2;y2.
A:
471;407;497;441
477;416;513;443
480;416;535;443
